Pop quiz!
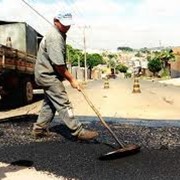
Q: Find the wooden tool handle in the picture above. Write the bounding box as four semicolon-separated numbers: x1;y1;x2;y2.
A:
80;89;124;148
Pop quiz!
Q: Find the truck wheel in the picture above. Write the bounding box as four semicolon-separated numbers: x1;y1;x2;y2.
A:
22;79;33;104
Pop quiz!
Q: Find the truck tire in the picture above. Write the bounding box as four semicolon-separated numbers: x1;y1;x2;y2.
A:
21;79;33;104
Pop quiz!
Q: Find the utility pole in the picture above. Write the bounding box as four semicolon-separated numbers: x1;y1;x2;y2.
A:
78;55;80;69
83;26;87;83
67;48;72;73
77;55;80;80
77;25;90;83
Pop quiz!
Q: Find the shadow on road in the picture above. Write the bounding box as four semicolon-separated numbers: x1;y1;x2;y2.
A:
0;93;44;111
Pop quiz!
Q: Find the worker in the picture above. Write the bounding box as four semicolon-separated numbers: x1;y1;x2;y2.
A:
32;10;98;140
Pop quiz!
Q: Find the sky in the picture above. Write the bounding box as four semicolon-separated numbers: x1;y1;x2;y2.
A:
0;0;180;51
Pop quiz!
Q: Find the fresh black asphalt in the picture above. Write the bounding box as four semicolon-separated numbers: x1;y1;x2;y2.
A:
0;116;180;180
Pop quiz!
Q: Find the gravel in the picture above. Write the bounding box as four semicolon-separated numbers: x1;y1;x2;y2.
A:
0;115;179;150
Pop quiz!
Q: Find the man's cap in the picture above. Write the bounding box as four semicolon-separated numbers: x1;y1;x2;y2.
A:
55;11;73;26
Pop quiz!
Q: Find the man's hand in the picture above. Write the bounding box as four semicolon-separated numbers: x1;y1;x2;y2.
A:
54;65;82;91
70;79;82;91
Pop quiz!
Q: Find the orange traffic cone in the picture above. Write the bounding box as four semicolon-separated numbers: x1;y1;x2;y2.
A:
132;76;141;93
104;78;109;89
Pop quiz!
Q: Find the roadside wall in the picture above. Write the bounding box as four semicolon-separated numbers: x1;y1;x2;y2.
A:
170;59;180;78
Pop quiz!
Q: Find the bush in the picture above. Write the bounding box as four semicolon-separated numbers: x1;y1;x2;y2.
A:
148;58;162;76
125;72;131;78
160;68;170;78
116;64;128;73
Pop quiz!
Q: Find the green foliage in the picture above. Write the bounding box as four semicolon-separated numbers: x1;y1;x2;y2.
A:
147;49;175;77
160;68;170;78
67;44;104;69
150;49;175;64
107;53;118;59
117;47;133;52
109;59;116;68
160;49;174;59
102;53;118;68
116;64;128;73
135;51;143;57
66;44;84;66
139;47;150;54
86;53;104;69
159;49;175;69
125;72;132;78
147;55;151;61
148;58;162;76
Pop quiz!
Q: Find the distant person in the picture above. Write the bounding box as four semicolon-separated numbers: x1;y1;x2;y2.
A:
32;10;98;140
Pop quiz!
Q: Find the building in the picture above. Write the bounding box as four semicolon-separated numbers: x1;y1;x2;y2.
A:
171;47;180;78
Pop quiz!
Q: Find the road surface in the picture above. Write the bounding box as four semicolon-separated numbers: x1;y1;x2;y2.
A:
0;77;180;179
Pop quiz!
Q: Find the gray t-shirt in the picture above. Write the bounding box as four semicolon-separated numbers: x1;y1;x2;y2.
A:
34;26;67;86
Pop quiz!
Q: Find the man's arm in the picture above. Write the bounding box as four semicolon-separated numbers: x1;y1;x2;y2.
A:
54;65;81;90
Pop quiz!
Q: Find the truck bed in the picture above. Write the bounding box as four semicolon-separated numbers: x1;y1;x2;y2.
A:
0;44;36;74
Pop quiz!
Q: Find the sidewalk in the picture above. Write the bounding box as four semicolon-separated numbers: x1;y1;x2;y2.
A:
159;77;180;86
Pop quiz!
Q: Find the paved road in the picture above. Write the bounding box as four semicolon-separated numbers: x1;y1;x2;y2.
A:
0;78;180;179
0;140;180;180
66;77;180;120
0;116;180;180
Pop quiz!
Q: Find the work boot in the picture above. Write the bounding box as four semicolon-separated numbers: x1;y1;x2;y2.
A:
31;129;56;139
77;129;99;140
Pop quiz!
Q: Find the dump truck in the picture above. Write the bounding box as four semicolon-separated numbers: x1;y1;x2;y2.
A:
0;20;43;107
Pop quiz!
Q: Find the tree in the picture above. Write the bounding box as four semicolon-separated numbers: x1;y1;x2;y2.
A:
86;53;104;78
116;64;128;73
149;49;175;77
66;44;84;66
66;45;105;78
139;47;150;54
135;51;143;57
103;53;118;69
148;58;162;77
159;49;175;76
117;46;133;52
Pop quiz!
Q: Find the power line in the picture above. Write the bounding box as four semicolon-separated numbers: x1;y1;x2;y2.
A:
21;0;53;26
20;0;84;49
